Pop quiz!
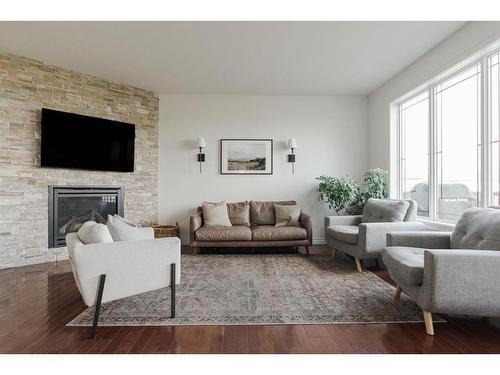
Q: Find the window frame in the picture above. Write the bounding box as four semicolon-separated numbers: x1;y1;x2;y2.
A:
394;44;500;223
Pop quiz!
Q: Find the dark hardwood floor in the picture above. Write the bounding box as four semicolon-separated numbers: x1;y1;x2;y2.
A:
1;245;500;354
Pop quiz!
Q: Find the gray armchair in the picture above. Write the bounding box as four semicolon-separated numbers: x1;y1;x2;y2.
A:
325;198;424;272
382;207;500;336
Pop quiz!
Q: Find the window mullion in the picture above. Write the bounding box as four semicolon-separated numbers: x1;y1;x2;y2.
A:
429;85;437;221
482;56;490;208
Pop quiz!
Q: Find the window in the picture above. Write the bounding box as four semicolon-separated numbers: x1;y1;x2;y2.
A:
399;92;429;217
396;44;500;222
435;64;481;221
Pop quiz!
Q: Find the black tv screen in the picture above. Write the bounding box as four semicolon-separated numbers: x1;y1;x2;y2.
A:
41;108;135;172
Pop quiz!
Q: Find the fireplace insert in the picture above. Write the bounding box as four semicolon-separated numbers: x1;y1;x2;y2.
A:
48;186;124;248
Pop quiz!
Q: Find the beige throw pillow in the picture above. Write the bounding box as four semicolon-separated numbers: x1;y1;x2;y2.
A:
202;201;232;227
274;204;301;227
78;221;114;244
106;215;154;241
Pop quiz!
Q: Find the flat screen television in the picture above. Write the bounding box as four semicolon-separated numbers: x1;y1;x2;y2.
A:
41;108;135;172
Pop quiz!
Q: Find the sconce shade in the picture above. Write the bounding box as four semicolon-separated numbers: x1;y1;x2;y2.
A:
288;138;298;149
197;137;207;148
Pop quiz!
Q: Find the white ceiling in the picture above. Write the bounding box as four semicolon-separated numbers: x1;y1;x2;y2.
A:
0;21;466;95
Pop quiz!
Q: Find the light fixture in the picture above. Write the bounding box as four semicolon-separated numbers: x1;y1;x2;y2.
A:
288;138;298;174
197;137;206;173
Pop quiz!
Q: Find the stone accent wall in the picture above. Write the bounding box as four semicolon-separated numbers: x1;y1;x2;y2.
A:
0;52;159;268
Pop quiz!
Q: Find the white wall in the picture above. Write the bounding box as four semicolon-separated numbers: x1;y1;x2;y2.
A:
368;22;500;174
159;94;368;244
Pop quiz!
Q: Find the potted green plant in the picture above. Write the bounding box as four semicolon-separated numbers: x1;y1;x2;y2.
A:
316;168;389;215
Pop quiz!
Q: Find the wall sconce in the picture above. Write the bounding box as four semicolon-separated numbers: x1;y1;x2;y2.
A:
288;138;298;174
197;137;206;173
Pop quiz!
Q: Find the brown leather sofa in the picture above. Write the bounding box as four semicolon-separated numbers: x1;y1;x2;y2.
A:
190;201;312;254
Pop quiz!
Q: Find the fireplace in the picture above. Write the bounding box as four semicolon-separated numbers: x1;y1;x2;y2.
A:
48;186;124;248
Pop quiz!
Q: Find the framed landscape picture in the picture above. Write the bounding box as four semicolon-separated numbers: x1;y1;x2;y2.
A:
220;139;273;175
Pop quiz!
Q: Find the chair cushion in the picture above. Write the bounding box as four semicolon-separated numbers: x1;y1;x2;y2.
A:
275;204;301;226
250;201;296;225
252;226;307;241
195;225;252;241
325;225;359;245
202;201;232;227
361;198;410;223
382;247;425;286
451;207;500;250
227;201;250;226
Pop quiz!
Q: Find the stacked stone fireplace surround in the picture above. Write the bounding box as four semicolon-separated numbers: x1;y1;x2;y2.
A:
0;52;159;268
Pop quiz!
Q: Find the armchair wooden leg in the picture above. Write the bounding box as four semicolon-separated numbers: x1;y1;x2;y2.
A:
330;249;337;260
395;285;402;300
91;274;106;339
423;310;434;336
170;263;176;318
305;245;310;255
192;246;200;255
354;257;363;272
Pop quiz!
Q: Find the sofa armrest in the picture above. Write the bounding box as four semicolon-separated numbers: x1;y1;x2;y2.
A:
423;249;500;315
359;221;426;252
70;237;181;306
300;212;313;244
325;215;362;227
387;231;452;249
190;211;203;243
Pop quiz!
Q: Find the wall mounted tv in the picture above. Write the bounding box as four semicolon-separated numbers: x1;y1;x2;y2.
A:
41;108;135;172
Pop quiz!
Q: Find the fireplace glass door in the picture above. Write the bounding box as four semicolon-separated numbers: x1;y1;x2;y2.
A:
49;187;123;248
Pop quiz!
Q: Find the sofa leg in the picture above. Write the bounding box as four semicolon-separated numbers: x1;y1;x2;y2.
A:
192;246;200;255
305;245;310;255
330;249;336;260
395;285;402;300
170;263;176;318
423;310;434;336
91;274;106;339
354;257;362;272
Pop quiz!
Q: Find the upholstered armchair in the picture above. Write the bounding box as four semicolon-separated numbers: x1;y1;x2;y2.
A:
382;207;500;336
325;198;424;272
66;233;181;338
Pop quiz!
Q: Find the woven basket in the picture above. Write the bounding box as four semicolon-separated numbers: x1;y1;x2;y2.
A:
152;222;180;238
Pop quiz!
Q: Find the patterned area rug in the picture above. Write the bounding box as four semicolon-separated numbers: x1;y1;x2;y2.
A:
67;254;442;326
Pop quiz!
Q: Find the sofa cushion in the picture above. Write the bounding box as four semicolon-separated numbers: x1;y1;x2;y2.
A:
451;207;500;250
227;201;250;226
250;201;296;225
195;225;252;241
275;204;301;226
361;198;410;223
326;225;359;245
252;226;307;241
382;247;425;286
202;201;232;227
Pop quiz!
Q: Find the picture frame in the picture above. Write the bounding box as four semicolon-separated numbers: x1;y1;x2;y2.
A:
220;139;273;175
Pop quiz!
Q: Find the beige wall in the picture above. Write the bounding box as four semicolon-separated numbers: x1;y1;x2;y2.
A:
0;52;159;268
158;94;369;244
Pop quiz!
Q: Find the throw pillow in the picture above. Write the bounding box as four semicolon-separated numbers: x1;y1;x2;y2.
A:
113;214;138;227
106;214;154;241
202;201;232;227
77;221;114;244
274;204;301;227
361;198;410;223
227;201;250;226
